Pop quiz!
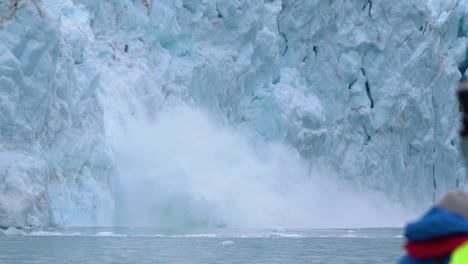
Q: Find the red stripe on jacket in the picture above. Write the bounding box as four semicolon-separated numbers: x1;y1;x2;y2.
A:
405;235;468;259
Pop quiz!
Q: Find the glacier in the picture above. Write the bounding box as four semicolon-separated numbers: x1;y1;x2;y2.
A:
0;0;467;227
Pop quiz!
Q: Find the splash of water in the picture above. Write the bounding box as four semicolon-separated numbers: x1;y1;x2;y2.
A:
113;106;412;228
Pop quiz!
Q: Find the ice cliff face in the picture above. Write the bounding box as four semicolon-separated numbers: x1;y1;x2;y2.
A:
0;0;115;226
0;0;467;227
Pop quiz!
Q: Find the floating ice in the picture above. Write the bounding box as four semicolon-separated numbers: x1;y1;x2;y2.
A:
4;227;24;236
273;227;286;233
221;240;235;245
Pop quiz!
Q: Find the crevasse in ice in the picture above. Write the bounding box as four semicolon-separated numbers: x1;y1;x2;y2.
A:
0;0;467;227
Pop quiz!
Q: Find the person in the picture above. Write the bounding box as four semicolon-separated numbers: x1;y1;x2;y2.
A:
400;190;468;264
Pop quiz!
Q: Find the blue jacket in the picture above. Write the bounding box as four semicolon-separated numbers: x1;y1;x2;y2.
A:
399;207;468;264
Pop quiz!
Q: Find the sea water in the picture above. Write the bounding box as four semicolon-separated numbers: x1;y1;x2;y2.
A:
0;228;404;264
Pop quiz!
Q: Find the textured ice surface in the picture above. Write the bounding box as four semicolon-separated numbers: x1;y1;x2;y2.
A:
0;0;115;226
0;0;467;227
3;227;24;236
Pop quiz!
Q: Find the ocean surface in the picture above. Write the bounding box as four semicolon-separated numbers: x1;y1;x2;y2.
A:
0;228;404;264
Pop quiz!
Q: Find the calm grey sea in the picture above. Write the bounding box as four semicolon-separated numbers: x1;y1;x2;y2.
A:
0;228;404;264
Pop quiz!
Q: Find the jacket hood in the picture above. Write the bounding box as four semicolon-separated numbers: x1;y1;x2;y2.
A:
405;207;468;242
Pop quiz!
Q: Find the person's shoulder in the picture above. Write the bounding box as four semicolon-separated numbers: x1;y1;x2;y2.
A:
405;206;468;242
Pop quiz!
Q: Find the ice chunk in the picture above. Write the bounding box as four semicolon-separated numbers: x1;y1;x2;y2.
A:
4;227;24;236
273;227;286;233
220;240;235;245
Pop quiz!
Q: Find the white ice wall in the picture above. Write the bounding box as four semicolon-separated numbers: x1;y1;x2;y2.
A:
0;0;467;227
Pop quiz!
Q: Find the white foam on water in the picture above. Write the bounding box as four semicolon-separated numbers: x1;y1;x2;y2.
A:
17;228;403;239
341;234;370;238
95;232;127;237
28;231;67;236
271;233;304;238
27;231;82;237
172;234;218;238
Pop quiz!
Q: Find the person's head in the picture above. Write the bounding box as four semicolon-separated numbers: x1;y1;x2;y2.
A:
439;190;468;219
